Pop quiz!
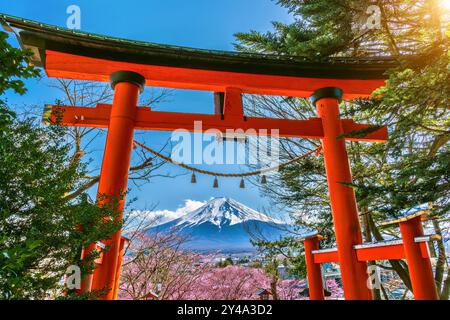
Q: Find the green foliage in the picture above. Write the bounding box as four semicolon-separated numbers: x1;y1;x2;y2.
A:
216;257;234;268
237;0;450;298
252;236;307;278
235;0;385;59
0;30;120;299
0;109;121;299
236;0;447;58
0;31;40;103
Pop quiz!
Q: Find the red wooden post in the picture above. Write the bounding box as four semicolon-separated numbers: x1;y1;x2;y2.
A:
399;216;438;300
304;235;325;300
79;242;96;293
87;71;144;300
313;87;372;300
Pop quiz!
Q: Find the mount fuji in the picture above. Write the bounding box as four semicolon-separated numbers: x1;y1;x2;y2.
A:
145;197;293;253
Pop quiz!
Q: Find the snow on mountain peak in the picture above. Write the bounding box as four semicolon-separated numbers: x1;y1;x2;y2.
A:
144;197;295;252
175;197;284;228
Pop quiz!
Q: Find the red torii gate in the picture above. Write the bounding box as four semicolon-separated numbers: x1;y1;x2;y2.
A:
2;14;437;300
303;211;440;300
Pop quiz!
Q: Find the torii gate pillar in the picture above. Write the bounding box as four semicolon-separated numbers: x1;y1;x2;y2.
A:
313;87;372;300
399;216;439;300
304;235;325;300
85;71;145;299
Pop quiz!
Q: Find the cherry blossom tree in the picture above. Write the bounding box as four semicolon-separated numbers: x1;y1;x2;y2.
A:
118;231;344;300
118;231;212;300
325;279;344;300
185;266;268;300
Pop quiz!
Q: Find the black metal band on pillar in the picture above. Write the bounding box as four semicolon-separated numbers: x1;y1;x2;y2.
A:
310;87;344;105
110;71;146;93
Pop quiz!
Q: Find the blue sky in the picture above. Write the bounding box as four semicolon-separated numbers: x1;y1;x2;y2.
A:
1;0;293;218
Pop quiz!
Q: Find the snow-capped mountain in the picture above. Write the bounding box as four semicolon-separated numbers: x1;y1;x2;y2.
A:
145;197;295;252
172;197;285;229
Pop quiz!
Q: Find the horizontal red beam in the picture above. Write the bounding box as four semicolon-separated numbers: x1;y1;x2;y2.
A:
43;104;388;142
356;244;405;261
313;250;339;264
312;242;430;264
356;242;430;261
341;121;388;143
45;51;386;99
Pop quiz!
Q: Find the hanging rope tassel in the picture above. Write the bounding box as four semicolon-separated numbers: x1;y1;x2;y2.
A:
213;177;219;188
261;175;267;184
191;172;197;184
240;178;245;189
